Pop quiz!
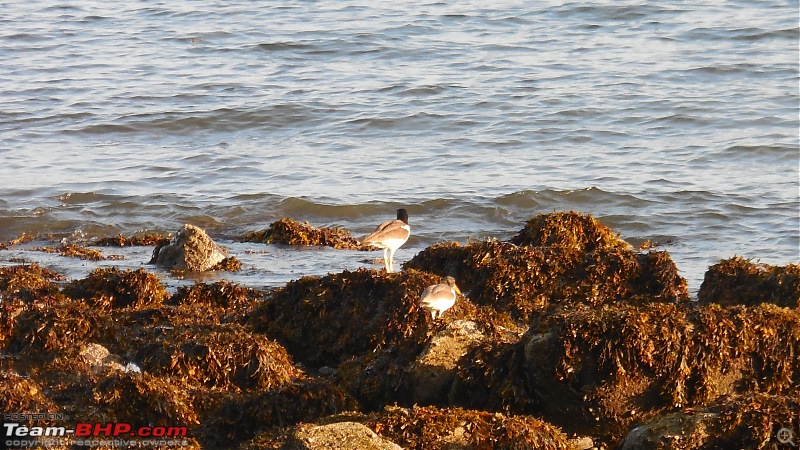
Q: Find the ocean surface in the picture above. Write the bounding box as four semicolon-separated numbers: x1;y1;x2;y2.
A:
0;1;798;295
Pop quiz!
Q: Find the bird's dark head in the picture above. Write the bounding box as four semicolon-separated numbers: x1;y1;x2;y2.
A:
444;276;462;295
396;208;409;224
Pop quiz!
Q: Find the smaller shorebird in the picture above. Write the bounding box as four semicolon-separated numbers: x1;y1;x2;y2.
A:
420;276;462;320
361;208;410;273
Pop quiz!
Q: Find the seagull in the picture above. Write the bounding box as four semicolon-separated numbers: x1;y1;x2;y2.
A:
420;276;462;320
361;208;410;273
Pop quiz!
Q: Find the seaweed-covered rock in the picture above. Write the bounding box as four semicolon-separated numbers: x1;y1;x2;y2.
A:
0;263;65;302
136;324;301;390
170;280;259;310
242;217;363;250
8;297;118;357
406;240;688;323
36;243;107;260
63;267;168;310
0;264;68;349
151;224;228;271
250;269;487;410
92;371;199;426
364;405;571;450
407;211;687;321
93;233;171;247
0;297;26;349
210;256;243;271
713;392;800;449
510;211;632;252
698;257;800;308
0;371;58;414
249;269;441;369
621;393;800;450
202;378;358;448
451;303;800;445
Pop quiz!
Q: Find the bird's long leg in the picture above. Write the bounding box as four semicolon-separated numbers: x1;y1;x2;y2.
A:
388;248;396;273
383;248;390;272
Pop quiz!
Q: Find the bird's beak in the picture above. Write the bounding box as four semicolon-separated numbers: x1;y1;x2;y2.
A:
453;284;462;296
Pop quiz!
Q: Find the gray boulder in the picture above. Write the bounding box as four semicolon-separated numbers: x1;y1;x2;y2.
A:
152;224;227;271
289;422;402;450
409;319;485;404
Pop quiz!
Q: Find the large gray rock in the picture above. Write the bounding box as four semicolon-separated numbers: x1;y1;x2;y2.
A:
80;343;140;374
621;411;719;450
289;422;402;450
152;224;227;271
409;319;485;404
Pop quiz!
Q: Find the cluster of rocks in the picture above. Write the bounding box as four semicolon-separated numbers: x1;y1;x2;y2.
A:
0;211;797;449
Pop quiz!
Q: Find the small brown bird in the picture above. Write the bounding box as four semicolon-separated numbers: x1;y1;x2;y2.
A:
420;276;462;320
361;208;410;273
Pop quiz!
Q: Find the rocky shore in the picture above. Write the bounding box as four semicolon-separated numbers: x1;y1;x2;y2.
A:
1;212;798;449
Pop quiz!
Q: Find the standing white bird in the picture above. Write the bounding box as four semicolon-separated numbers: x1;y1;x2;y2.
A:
420;276;462;320
361;208;410;273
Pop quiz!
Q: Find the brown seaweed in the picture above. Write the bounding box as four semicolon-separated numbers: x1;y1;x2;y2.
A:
0;262;65;302
35;243;109;261
0;211;797;449
248;268;441;369
8;297;119;358
201;378;358;448
698;256;800;308
406;239;688;324
63;267;169;310
510;210;632;252
170;280;260;310
135;323;301;391
451;302;800;445
92;371;200;426
210;256;243;271
93;233;171;247
0;371;59;415
622;392;800;449
241;217;365;249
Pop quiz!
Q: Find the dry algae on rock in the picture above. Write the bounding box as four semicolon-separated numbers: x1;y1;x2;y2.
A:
93;233;171;247
407;220;687;324
510;210;633;251
621;392;800;450
451;302;800;445
698;256;800;308
63;267;169;310
0;262;64;301
136;323;301;390
35;243;108;261
249;268;441;369
241;217;364;249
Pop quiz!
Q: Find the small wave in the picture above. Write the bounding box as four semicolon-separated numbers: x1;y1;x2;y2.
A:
255;42;316;52
56;192;121;205
723;144;799;161
1;33;49;42
683;26;797;42
68;104;328;135
496;188;653;211
344;112;448;131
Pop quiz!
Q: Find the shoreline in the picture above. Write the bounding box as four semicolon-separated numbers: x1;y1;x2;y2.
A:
1;213;797;449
